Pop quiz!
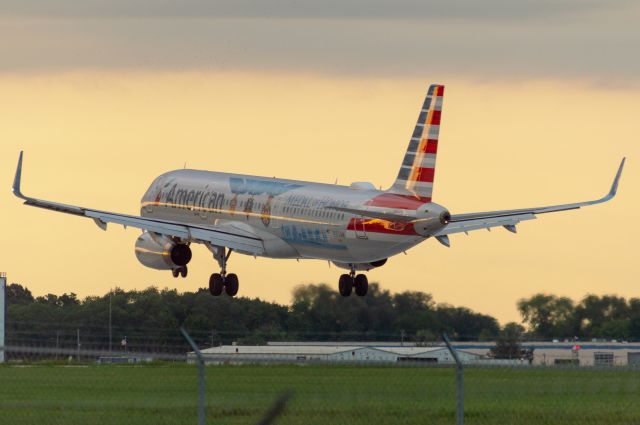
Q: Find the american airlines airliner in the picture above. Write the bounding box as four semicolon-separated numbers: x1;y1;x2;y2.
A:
12;84;625;297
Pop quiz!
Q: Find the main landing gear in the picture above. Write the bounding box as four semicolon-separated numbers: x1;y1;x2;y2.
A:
208;247;239;297
338;266;368;297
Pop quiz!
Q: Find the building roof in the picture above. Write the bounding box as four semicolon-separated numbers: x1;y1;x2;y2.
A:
374;346;448;356
198;345;362;356
267;341;419;347
452;342;640;350
193;345;471;357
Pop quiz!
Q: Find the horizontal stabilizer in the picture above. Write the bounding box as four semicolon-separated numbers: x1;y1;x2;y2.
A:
435;214;536;236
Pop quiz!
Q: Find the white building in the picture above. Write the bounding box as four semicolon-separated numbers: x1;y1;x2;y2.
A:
189;344;480;365
190;340;640;367
454;341;640;366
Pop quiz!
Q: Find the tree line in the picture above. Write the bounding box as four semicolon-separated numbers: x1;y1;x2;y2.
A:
6;282;498;352
5;282;639;354
517;294;640;340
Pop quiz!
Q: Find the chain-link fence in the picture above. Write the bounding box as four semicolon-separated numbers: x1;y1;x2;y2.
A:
1;330;639;424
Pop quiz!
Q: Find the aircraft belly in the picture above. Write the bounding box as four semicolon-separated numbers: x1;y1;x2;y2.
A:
344;236;424;263
290;232;424;263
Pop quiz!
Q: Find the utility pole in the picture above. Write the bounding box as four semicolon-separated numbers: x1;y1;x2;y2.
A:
401;330;405;347
55;330;59;361
76;329;80;362
0;272;5;364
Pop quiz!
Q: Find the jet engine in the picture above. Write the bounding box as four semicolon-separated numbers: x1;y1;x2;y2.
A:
332;258;387;272
134;231;192;270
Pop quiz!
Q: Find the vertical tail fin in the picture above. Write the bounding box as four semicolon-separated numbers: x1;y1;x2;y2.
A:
389;84;444;202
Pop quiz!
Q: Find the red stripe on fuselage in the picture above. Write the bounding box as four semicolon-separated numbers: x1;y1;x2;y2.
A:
347;218;418;235
365;193;429;209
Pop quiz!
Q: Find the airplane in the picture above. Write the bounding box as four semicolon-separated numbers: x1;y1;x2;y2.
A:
12;84;625;298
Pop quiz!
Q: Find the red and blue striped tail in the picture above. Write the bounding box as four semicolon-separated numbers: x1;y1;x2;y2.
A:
388;84;444;203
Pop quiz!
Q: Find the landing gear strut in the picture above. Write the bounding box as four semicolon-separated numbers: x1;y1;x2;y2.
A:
338;266;368;297
208;247;239;297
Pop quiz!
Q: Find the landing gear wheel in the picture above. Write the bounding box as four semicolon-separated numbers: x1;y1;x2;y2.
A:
338;274;353;297
179;266;188;278
225;273;239;297
171;269;180;278
209;273;224;296
354;274;368;296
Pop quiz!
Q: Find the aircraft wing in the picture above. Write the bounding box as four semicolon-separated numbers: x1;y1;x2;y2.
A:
435;158;625;237
11;152;265;255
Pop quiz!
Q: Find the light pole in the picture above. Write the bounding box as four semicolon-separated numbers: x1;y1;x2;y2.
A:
76;329;80;361
0;272;5;364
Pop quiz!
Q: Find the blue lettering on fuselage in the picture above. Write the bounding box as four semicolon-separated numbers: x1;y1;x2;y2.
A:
281;225;347;250
230;177;303;196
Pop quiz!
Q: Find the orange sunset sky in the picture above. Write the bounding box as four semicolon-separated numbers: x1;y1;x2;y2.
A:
0;2;638;323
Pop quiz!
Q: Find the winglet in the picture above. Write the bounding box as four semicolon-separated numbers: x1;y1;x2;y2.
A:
608;157;625;199
583;157;625;207
12;151;26;200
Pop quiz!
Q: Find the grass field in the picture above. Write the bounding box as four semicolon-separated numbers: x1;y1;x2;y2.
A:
0;363;639;424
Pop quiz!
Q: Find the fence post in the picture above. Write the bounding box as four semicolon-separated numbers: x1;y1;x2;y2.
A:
442;333;464;425
181;327;206;425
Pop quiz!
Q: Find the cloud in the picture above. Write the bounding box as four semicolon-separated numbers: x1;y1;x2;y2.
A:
1;0;628;21
0;1;638;85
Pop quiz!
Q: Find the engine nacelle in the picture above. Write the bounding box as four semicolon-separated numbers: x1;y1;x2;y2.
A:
332;258;387;272
134;231;192;270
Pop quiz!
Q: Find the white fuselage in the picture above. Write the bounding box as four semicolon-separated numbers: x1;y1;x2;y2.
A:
140;170;442;264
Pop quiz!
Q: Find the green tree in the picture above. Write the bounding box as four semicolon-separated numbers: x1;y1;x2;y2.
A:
576;295;629;338
435;305;499;339
490;322;526;359
518;294;577;338
629;299;640;340
393;291;437;335
415;329;437;346
6;284;34;305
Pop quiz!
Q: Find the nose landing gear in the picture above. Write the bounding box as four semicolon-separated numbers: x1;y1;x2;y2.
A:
208;247;239;297
338;266;368;297
171;266;188;278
